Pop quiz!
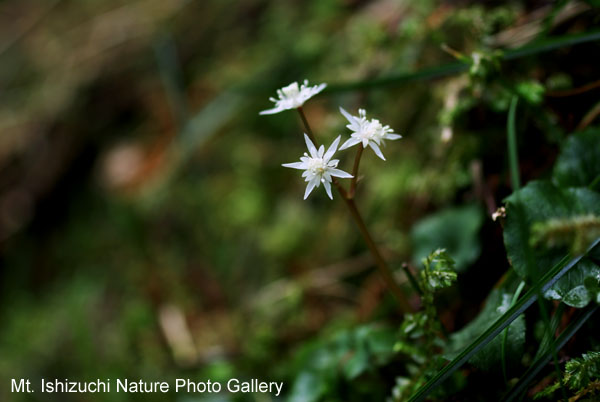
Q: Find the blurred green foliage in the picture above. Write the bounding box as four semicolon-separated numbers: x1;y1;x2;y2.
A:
1;0;600;401
411;205;483;272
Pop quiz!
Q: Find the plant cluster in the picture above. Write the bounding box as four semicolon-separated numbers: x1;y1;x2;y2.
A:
2;1;600;402
260;48;600;402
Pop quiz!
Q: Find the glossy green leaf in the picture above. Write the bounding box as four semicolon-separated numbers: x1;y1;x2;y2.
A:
504;181;600;307
544;259;600;308
445;289;525;371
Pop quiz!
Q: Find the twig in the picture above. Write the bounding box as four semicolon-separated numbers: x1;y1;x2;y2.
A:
349;146;364;198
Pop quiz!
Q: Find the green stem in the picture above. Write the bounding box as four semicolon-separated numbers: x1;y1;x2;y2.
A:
402;263;423;297
296;108;413;313
507;96;521;191
537;297;568;401
534;302;565;361
506;97;564;397
501;280;526;384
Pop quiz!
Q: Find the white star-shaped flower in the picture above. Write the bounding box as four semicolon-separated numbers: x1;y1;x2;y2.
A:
259;80;327;115
338;107;402;160
282;134;353;199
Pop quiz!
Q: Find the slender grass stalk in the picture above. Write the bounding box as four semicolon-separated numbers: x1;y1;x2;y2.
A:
534;302;565;361
537;295;568;400
506;100;565;398
507;96;520;191
296;108;413;313
407;237;600;402
324;31;600;93
501;280;526;384
503;305;598;402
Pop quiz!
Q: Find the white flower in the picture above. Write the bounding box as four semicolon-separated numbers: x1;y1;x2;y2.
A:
338;107;402;160
282;134;353;199
259;80;327;115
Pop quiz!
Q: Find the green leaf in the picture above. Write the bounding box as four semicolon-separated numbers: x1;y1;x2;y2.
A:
360;326;397;365
287;324;397;401
408;241;599;402
399;313;428;339
412;205;483;272
515;80;545;105
504;306;598;402
289;372;327;402
421;249;457;291
446;289;525;371
343;325;397;379
531;215;600;254
565;351;600;389
343;343;370;380
503;180;600;307
553;128;600;189
545;259;600;308
532;349;600;400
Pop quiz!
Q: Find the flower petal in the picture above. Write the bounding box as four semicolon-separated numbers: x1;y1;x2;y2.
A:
369;142;386;160
282;161;306;169
385;133;402;140
304;133;318;157
323;181;333;199
324;136;341;160
329;168;353;178
340;107;362;132
314;83;327;95
339;106;355;124
304;177;320;199
339;137;361;150
259;106;285;115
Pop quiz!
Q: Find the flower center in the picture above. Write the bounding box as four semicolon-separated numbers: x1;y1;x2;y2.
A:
306;157;326;175
281;83;300;99
361;120;381;140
